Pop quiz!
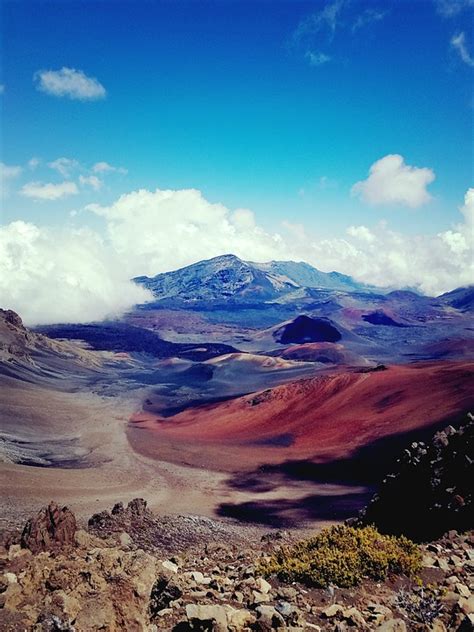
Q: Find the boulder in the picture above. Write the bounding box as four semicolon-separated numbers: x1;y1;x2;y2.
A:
186;603;228;631
127;498;148;515
149;573;183;615
255;604;286;630
21;502;76;553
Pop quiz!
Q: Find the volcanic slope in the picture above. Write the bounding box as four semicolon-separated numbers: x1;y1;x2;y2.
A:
129;361;474;471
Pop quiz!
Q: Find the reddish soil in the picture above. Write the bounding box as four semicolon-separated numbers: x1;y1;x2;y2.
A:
128;361;474;470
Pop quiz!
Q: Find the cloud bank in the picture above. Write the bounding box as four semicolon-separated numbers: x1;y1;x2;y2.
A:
0;222;151;325
34;67;106;101
1;185;472;325
351;154;435;207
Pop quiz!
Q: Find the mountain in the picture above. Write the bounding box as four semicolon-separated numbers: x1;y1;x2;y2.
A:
0;308;102;377
251;260;363;292
133;254;369;304
438;285;474;312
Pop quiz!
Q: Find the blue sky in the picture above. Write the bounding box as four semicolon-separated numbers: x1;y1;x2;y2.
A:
2;0;473;229
0;0;473;322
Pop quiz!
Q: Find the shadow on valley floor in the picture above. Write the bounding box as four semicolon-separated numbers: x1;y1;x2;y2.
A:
217;491;371;527
217;411;470;527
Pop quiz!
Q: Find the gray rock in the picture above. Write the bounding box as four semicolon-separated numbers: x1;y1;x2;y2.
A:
275;600;295;617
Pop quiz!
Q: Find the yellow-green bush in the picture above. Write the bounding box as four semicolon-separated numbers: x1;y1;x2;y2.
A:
258;525;421;588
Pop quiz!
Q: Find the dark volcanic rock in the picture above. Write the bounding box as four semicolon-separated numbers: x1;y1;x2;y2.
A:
273;315;342;344
362;310;408;327
0;309;25;329
439;285;474;312
127;497;148;515
355;414;474;541
21;502;77;553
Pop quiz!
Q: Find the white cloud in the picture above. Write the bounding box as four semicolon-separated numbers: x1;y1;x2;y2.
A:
21;181;79;201
346;225;375;242
306;189;474;295
451;32;474;67
0;221;151;325
34;67;106;101
86;188;288;276
79;175;102;190
92;161;127;175
0;84;5;94
28;157;40;170
48;157;79;177
351;154;435;208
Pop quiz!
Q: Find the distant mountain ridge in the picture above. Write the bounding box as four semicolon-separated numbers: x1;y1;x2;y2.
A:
133;254;370;304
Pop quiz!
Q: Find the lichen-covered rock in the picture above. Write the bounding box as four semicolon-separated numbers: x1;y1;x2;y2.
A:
21;502;76;553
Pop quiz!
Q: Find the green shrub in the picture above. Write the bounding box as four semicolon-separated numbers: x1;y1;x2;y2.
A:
258;524;421;588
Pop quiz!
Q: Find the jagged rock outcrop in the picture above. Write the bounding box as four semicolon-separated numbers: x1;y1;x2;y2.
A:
21;502;77;553
2;500;473;631
355;414;474;540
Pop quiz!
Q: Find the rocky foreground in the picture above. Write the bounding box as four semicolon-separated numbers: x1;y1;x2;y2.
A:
1;498;473;632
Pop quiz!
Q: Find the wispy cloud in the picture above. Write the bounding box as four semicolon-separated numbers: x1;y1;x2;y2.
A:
305;51;331;66
451;31;474;66
291;0;387;67
48;157;79;177
92;161;128;175
351;8;387;33
0;162;22;196
21;180;79;201
28;157;40;170
79;175;102;190
34;67;106;101
435;0;474;17
0;84;5;95
1;162;22;182
293;0;345;44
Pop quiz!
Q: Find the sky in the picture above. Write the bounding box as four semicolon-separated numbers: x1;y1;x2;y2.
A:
0;0;473;324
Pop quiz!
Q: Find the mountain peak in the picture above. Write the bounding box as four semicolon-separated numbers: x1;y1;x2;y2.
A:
134;254;368;303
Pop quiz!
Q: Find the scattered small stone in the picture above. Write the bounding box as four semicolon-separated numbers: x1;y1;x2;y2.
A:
343;606;367;627
119;531;132;547
456;583;471;598
186;603;228;630
161;560;178;573
321;604;344;618
255;577;272;594
376;619;407;632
